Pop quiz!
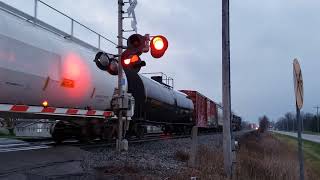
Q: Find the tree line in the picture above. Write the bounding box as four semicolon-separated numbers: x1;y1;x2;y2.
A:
275;112;320;133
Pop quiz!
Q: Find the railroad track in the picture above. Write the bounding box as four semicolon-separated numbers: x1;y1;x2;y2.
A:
0;133;192;152
0;130;252;152
69;133;192;149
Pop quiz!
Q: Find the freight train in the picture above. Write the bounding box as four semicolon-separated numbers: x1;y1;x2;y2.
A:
0;2;241;142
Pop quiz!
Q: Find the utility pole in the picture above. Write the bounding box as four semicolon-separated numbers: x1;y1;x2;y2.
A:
314;106;320;133
116;0;124;152
222;0;233;178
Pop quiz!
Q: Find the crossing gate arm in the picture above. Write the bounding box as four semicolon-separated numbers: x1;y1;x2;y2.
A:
0;104;114;120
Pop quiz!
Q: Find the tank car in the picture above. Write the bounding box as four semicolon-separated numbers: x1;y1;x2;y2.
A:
0;8;120;110
0;6;122;142
125;70;194;136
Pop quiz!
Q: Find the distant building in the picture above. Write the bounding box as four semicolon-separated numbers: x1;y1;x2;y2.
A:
14;120;53;137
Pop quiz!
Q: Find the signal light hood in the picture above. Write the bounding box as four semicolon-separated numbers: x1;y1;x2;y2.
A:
94;52;118;75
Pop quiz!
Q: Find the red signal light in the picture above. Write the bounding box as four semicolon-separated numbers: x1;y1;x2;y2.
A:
120;49;145;73
153;37;164;50
122;55;139;66
150;35;168;58
42;100;48;107
123;58;131;65
130;55;139;63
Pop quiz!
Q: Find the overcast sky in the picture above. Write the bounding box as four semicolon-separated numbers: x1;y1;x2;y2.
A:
2;0;320;123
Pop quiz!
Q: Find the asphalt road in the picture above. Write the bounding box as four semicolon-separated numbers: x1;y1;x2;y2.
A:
273;130;320;144
0;138;50;152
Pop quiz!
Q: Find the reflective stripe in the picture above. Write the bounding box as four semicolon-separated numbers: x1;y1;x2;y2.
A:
66;109;78;114
95;111;104;116
103;111;113;117
10;105;28;112
41;107;56;113
0;104;113;117
0;104;11;111
27;106;43;113
55;108;68;114
86;110;96;116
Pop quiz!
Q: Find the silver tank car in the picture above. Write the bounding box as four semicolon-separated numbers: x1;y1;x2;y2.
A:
0;7;122;110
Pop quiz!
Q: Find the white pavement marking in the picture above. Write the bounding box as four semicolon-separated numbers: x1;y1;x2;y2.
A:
0;143;30;147
0;139;51;153
273;130;320;144
0;145;50;153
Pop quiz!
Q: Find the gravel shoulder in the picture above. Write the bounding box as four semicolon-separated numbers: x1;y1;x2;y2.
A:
0;133;226;179
84;134;223;179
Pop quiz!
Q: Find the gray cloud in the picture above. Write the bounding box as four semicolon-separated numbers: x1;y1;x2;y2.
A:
2;0;320;122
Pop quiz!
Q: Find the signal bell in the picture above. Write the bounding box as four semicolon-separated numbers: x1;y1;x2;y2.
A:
150;35;168;58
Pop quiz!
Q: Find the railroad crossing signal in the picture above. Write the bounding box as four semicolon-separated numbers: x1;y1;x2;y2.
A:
293;58;303;109
150;35;168;58
121;33;149;73
292;58;304;180
94;33;168;74
121;49;146;73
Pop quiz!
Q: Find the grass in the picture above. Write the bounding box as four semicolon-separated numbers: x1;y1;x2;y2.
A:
278;130;320;136
175;131;318;180
0;135;16;138
303;131;320;136
273;133;320;177
175;145;226;180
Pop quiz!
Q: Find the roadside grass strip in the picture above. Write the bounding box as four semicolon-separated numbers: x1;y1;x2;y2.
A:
273;133;320;177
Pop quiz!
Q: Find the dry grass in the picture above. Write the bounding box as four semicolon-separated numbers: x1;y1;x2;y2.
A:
237;132;318;180
175;131;319;180
174;145;226;180
274;133;320;178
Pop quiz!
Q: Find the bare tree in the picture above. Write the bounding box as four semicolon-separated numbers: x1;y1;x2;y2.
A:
259;115;270;133
276;111;320;133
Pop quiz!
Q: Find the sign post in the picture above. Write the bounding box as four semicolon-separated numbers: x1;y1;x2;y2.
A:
293;58;304;180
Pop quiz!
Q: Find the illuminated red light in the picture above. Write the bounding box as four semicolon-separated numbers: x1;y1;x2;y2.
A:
150;35;168;58
124;58;131;65
42;101;48;107
130;55;139;63
62;53;92;98
153;37;164;50
61;78;75;88
123;55;139;66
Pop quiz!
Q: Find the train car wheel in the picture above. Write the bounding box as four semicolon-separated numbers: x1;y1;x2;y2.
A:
78;126;93;143
183;126;191;135
136;125;145;139
51;131;64;144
